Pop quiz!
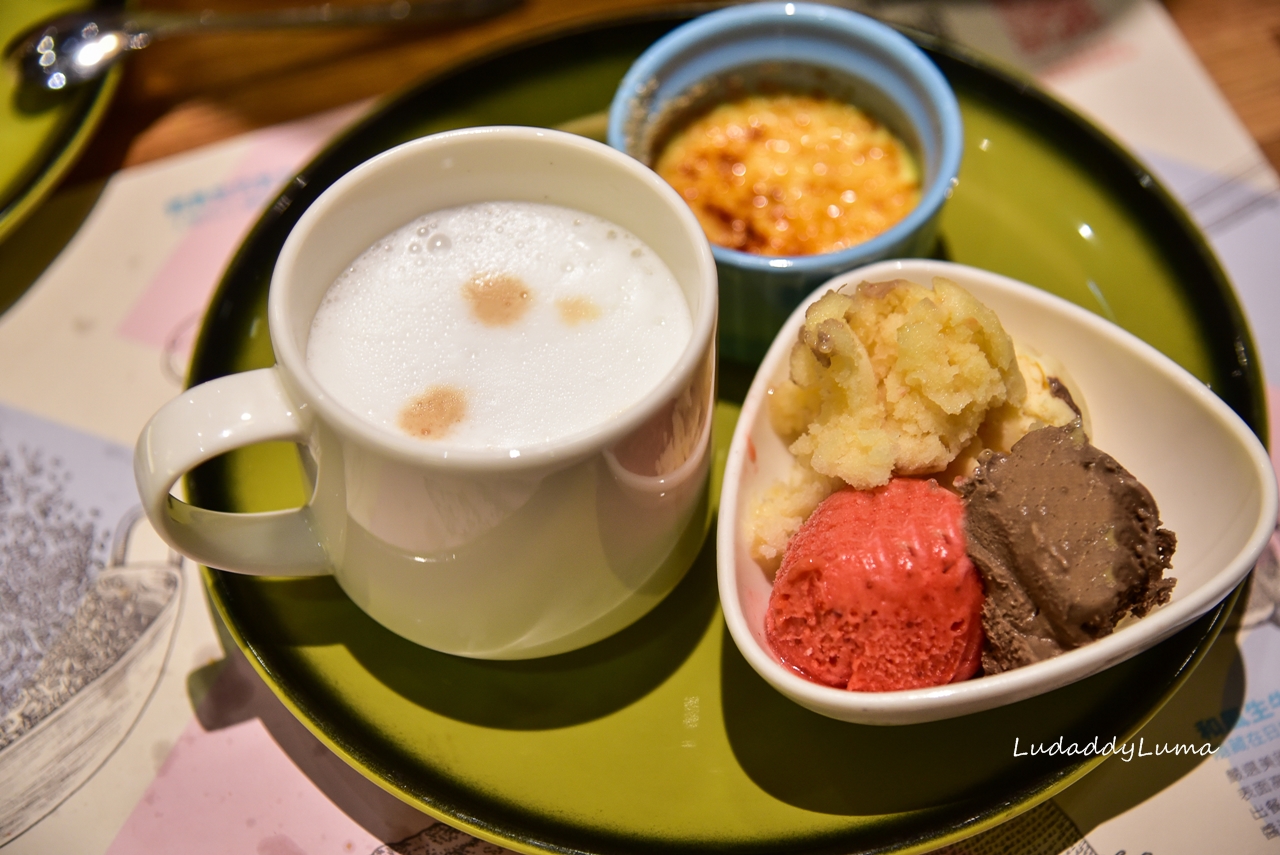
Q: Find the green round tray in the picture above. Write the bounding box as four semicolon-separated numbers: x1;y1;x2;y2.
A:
0;0;122;244
187;13;1263;855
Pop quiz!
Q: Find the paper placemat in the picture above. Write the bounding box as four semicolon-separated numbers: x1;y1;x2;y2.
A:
0;2;1276;853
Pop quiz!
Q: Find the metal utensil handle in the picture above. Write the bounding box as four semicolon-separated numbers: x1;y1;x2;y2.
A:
101;0;518;40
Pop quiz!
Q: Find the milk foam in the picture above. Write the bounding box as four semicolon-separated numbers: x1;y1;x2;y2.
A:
306;201;693;449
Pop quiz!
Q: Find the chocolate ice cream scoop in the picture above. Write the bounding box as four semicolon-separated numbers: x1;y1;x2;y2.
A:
960;424;1176;674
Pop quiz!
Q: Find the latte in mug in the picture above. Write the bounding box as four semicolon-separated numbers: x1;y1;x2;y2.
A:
306;201;693;449
135;127;720;659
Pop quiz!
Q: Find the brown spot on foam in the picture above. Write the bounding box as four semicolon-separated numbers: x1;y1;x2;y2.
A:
398;385;466;439
463;272;531;326
556;295;602;326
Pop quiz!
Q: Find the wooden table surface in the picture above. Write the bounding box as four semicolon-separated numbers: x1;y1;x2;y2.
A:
60;0;1280;186
1166;0;1280;172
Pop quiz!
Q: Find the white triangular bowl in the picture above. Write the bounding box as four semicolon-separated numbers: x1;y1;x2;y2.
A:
717;259;1277;725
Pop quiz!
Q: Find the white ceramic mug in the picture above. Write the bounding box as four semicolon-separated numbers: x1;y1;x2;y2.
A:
135;127;719;659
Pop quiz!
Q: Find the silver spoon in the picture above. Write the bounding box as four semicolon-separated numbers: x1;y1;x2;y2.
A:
6;0;521;91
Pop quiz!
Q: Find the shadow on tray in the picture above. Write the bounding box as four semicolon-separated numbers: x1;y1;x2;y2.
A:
719;580;1247;818
214;526;720;730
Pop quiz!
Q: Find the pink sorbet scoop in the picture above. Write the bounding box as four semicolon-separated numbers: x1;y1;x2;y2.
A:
766;478;985;691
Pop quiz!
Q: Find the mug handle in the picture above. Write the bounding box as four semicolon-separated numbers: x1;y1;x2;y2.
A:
134;367;330;576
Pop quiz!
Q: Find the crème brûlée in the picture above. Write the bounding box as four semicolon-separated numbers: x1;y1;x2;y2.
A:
654;94;921;256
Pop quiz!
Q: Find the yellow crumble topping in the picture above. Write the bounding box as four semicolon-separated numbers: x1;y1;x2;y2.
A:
655;94;920;256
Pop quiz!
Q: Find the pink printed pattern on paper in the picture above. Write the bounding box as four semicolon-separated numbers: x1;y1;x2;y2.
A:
105;717;383;855
116;107;363;366
103;646;514;855
993;0;1103;56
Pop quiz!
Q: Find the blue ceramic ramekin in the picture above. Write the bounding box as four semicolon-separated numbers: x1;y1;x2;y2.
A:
608;3;963;362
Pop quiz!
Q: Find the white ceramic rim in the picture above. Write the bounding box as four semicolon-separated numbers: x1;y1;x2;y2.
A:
716;258;1278;723
268;126;719;472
